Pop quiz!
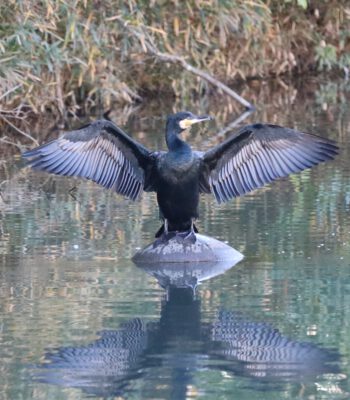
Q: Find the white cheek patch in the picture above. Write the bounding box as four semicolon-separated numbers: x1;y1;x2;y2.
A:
179;119;193;129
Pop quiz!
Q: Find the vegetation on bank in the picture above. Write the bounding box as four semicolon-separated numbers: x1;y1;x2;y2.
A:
0;0;349;121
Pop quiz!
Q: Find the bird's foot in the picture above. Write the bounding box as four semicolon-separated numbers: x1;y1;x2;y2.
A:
177;230;197;244
153;230;177;246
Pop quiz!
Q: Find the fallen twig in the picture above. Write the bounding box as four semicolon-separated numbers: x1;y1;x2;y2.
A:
122;21;255;110
0;115;39;145
201;109;254;149
151;51;255;110
0;137;23;151
215;109;254;138
0;84;22;102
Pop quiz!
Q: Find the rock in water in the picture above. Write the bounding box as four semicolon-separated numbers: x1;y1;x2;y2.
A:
132;233;243;264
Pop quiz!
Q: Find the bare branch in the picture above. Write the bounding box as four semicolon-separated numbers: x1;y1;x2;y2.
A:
0;84;22;102
152;51;254;110
0;115;39;145
215;109;254;138
123;21;255;110
201;109;254;149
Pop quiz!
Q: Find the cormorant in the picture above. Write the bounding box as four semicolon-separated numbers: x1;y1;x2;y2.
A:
23;111;338;239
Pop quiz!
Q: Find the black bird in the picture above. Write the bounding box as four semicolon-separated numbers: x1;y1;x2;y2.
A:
22;111;338;239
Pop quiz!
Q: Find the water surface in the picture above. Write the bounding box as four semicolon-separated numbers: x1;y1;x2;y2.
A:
0;78;349;399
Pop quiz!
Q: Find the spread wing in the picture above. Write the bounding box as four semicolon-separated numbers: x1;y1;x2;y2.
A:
200;123;338;203
22;120;154;201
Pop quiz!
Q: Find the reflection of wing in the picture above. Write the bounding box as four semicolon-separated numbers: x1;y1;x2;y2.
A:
35;319;147;395
200;124;338;203
211;311;338;380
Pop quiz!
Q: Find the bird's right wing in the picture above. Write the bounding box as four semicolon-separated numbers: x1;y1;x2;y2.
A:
22;120;154;201
200;123;338;203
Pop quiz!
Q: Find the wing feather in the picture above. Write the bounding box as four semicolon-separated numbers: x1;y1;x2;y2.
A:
201;123;338;203
23;120;154;201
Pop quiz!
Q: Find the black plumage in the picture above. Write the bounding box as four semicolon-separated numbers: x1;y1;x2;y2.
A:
23;111;338;237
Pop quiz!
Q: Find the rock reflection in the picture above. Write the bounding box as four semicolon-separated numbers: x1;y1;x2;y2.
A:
137;259;238;295
34;260;339;397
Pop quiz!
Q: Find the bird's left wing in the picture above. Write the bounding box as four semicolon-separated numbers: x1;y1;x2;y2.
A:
22;120;154;201
200;123;338;203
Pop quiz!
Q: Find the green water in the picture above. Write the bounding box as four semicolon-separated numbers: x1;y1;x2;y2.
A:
0;79;349;399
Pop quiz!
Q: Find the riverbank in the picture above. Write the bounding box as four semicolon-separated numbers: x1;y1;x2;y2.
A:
0;76;348;158
0;0;349;123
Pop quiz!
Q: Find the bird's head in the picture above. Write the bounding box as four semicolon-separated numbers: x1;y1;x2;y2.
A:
166;111;213;135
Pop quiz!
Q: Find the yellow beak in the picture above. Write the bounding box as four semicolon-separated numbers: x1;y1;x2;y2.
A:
179;115;213;129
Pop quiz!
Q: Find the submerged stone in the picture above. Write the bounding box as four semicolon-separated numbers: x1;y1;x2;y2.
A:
132;233;244;264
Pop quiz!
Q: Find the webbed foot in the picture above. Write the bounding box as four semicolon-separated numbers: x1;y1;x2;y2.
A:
177;230;197;244
153;231;177;246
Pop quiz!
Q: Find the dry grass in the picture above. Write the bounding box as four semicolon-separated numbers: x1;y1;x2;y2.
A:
0;0;349;128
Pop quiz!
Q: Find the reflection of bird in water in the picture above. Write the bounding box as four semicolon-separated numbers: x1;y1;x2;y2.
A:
34;262;340;398
211;311;338;381
23;112;338;239
35;299;339;397
37;318;148;396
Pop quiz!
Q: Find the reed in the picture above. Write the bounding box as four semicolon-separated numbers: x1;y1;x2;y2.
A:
0;0;349;122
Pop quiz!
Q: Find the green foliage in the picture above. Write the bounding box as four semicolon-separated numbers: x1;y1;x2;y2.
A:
283;0;308;10
297;0;308;9
315;43;338;71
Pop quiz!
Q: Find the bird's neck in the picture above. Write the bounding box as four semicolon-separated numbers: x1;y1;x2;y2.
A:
166;122;191;153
